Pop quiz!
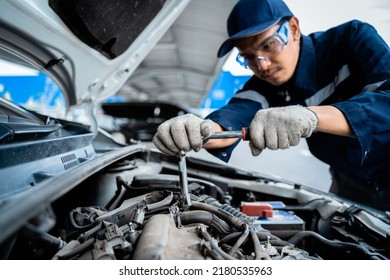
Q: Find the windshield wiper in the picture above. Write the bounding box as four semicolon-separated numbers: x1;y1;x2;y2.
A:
0;115;61;144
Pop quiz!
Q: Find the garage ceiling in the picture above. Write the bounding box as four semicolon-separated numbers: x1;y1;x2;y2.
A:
115;0;389;110
117;0;238;109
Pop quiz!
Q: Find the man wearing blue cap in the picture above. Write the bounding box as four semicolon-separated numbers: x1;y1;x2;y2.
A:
153;0;390;210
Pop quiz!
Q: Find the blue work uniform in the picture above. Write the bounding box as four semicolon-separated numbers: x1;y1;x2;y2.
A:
206;20;390;209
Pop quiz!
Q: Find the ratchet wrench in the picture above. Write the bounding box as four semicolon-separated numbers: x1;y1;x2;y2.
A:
203;127;250;142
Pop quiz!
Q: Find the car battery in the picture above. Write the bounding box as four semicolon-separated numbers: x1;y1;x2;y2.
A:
242;201;305;239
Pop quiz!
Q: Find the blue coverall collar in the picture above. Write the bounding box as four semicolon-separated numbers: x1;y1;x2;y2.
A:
288;34;317;93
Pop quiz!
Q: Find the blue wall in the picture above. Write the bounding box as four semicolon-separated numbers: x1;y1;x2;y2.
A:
200;70;250;110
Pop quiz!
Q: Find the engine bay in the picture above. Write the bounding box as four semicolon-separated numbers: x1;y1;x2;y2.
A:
1;148;389;260
1;0;389;265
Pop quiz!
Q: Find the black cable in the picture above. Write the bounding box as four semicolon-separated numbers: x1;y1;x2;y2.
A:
288;231;382;260
197;226;237;260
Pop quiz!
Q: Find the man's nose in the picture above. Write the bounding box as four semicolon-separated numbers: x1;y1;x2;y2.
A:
256;58;271;70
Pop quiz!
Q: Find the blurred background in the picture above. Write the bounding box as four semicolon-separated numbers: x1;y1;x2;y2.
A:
1;0;388;192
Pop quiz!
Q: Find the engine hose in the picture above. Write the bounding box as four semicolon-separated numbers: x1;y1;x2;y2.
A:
219;228;281;249
106;181;126;210
188;180;226;203
78;222;104;243
288;231;381;260
53;238;95;260
144;206;170;218
250;228;271;260
116;176;179;192
229;224;250;256
198;195;248;221
179;210;231;235
208;250;225;260
219;231;243;245
256;230;281;241
220;204;248;220
191;201;245;230
22;223;65;250
147;191;174;211
197;225;237;260
197;195;222;207
269;239;292;247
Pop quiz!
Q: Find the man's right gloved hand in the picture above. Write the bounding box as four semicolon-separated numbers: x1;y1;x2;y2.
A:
249;105;318;156
153;114;215;155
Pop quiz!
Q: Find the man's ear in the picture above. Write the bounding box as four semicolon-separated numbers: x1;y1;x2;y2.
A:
289;17;301;41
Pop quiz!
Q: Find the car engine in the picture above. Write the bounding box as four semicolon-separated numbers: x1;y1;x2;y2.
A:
2;147;388;261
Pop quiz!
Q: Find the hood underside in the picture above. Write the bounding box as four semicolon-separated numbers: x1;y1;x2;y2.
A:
0;0;195;108
0;0;236;111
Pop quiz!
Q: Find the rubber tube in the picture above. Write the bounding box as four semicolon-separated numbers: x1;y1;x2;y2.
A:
179;210;231;235
288;231;381;260
191;201;245;229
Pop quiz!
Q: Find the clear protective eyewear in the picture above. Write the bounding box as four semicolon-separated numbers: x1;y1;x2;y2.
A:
236;20;289;69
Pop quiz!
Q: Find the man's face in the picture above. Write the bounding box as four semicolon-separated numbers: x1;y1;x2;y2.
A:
235;18;301;86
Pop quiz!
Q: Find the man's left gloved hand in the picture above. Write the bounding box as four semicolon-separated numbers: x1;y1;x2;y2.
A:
249;105;318;156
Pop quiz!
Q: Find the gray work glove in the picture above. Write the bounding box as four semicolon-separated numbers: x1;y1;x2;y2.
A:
153;114;215;155
249;105;318;156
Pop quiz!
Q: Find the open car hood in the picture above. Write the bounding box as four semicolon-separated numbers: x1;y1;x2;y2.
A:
0;0;190;108
0;0;389;263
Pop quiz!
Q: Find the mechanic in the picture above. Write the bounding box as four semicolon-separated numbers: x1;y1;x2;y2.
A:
153;0;390;210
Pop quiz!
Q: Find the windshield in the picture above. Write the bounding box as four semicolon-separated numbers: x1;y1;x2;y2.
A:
0;58;66;118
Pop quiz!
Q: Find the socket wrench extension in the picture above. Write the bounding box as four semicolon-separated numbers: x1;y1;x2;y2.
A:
177;127;250;207
177;151;191;207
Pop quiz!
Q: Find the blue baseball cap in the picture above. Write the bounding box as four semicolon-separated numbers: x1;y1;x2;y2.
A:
217;0;294;58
